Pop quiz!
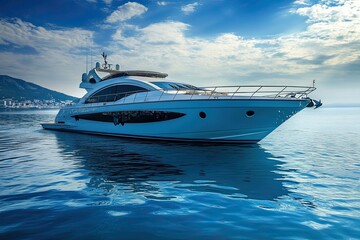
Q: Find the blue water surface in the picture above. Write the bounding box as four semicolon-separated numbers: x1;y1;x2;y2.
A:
0;108;359;239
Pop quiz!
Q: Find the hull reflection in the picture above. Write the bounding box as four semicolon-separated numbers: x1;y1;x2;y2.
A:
53;132;290;200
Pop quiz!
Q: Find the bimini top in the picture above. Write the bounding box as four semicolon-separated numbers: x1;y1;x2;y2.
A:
102;70;168;81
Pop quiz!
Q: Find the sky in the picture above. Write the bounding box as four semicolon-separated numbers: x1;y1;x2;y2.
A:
0;0;359;105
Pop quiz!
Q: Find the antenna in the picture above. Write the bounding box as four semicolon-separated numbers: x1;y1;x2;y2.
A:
102;52;108;69
313;79;316;88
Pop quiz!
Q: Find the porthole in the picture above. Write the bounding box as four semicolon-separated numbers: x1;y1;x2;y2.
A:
246;110;255;117
199;112;206;119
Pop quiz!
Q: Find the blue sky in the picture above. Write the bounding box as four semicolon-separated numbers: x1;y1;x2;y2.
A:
0;0;359;105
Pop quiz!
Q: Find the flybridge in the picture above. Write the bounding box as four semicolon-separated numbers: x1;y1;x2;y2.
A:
96;52;167;79
80;52;167;91
102;71;168;80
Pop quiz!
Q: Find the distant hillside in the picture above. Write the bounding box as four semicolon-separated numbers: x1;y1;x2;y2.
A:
0;75;76;101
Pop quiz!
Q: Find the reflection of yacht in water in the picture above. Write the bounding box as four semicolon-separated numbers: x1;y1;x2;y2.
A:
42;53;321;143
53;132;289;200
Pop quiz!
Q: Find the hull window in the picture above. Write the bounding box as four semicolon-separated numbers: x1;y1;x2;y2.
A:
246;110;255;117
72;111;185;124
199;112;206;119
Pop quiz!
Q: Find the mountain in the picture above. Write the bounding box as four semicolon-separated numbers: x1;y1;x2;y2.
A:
0;75;76;101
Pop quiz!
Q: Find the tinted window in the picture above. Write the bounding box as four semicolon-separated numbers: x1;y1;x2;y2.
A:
85;85;147;103
151;82;201;90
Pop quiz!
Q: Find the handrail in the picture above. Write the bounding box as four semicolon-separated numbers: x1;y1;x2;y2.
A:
81;85;316;106
274;86;287;99
201;85;314;89
231;86;241;99
250;86;262;99
173;89;180;100
208;87;217;99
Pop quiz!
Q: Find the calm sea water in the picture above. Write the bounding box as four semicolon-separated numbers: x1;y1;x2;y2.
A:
0;108;359;239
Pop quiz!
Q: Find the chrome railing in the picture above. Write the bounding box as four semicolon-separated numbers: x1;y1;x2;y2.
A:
200;85;315;99
83;85;316;105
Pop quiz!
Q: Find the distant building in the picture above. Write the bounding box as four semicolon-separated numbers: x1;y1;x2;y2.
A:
3;99;12;107
0;98;69;109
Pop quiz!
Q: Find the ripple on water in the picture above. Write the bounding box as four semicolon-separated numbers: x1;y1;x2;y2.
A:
0;108;360;239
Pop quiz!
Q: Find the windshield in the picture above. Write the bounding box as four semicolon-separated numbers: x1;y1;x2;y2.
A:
151;82;202;91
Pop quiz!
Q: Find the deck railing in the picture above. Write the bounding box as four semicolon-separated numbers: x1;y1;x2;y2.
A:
200;85;315;99
82;85;316;106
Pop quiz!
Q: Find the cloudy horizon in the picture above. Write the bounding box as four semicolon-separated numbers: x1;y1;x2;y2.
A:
0;0;359;105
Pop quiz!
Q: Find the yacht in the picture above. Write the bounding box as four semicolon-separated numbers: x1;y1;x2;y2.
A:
42;54;322;143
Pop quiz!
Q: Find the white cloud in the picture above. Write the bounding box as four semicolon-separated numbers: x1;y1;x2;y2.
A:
294;0;311;5
295;1;359;23
1;0;359;104
105;0;360;103
181;2;199;15
106;2;148;23
157;1;169;6
140;22;189;44
0;18;94;96
288;0;360;67
108;22;277;82
0;18;92;52
103;0;112;5
86;0;113;5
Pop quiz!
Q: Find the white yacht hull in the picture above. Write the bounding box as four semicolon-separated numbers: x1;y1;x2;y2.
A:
42;98;310;143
